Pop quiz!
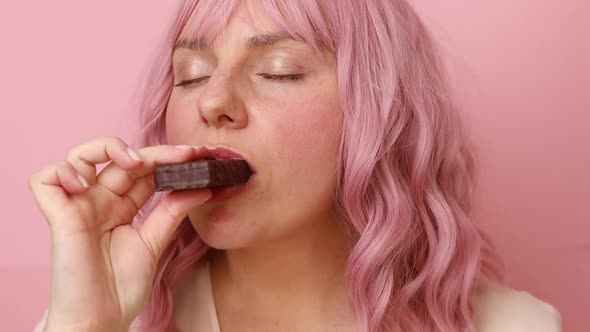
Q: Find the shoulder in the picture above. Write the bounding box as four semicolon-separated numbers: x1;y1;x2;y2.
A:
470;282;562;332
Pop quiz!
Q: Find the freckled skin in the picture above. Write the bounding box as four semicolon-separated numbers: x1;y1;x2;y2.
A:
166;0;342;250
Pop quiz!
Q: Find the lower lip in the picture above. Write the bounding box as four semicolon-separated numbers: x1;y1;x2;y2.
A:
206;172;256;202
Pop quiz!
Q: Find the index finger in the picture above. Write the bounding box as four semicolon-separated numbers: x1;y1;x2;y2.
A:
66;136;144;187
96;145;203;196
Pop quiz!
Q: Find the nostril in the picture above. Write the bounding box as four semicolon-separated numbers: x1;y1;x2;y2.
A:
218;114;233;123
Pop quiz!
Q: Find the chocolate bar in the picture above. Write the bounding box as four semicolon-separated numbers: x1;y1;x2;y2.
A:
153;159;252;191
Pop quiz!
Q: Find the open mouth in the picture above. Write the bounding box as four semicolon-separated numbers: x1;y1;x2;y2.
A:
193;146;257;202
194;147;257;174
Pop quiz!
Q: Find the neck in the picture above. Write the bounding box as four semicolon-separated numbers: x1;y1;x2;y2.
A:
208;214;352;324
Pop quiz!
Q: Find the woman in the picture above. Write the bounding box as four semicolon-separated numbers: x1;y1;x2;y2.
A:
31;0;561;331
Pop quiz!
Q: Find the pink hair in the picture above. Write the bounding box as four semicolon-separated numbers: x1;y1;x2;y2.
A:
129;0;503;331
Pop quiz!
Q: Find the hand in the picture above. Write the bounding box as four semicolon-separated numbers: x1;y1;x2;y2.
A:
28;137;211;331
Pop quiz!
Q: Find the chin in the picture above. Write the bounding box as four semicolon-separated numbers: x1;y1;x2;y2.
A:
196;230;257;251
188;211;259;250
199;237;247;250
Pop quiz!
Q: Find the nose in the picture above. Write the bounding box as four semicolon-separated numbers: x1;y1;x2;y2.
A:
196;71;248;129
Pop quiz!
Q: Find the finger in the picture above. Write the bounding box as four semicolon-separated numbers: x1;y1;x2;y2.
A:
38;160;89;191
66;136;144;187
96;145;201;196
138;189;212;265
123;174;155;213
28;160;89;223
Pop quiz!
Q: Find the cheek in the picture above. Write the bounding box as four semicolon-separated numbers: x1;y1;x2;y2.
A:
165;96;195;145
273;95;342;179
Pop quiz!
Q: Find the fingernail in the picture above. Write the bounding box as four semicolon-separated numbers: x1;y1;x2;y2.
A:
127;147;143;161
175;145;193;150
76;173;89;188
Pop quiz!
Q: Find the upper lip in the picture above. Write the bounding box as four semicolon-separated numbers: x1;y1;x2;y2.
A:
194;146;257;173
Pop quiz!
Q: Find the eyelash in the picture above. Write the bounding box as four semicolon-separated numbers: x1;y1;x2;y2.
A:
174;73;304;87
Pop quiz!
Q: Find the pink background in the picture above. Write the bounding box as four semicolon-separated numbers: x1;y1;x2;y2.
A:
1;1;588;330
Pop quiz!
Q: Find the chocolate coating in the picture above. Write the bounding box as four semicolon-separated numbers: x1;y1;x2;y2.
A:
154;159;252;191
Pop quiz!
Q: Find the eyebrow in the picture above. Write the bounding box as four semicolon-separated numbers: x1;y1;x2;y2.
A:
173;31;299;53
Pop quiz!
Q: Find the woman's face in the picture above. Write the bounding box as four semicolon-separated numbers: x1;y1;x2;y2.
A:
166;0;342;249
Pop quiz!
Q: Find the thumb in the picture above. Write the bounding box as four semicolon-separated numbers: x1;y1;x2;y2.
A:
138;189;212;263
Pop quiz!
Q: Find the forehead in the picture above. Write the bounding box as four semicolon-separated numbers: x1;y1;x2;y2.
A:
177;0;279;49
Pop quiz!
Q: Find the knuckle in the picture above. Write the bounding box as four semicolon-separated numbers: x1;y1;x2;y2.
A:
137;146;155;159
123;169;137;185
105;136;127;148
65;143;79;157
161;198;183;218
57;159;72;170
28;161;62;189
65;149;76;163
66;145;86;164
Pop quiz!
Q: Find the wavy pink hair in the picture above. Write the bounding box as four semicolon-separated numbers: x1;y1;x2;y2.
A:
129;0;503;331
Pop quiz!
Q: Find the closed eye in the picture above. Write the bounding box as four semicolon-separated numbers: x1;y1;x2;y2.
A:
256;73;304;81
174;76;209;87
174;73;304;87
